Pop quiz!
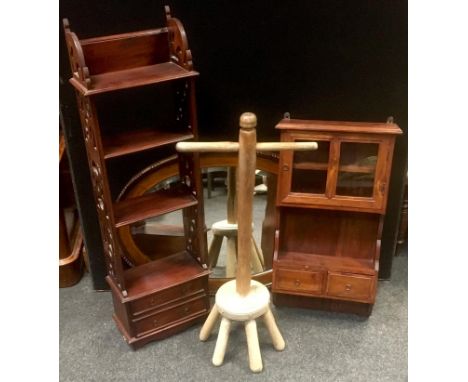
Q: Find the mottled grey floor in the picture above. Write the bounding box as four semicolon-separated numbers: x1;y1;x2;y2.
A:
60;186;407;382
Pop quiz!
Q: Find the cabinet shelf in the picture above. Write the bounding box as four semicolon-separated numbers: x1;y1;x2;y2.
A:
113;184;197;228
293;162;375;173
124;251;209;299
70;62;199;96
277;251;375;275
102;128;194;159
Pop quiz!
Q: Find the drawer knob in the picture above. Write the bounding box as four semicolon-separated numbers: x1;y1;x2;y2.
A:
153;319;158;327
345;284;352;292
294;279;301;287
181;285;189;294
150;297;157;305
282;165;289;171
183;306;190;313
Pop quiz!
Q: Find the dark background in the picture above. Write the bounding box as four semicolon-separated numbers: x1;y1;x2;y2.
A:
60;0;407;289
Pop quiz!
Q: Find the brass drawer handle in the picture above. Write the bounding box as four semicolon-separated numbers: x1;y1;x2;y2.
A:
345;284;352;292
283;164;289;171
183;306;190;313
294;279;301;287
153;319;158;327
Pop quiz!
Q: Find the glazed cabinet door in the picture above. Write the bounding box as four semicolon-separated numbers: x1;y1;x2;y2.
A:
277;132;394;213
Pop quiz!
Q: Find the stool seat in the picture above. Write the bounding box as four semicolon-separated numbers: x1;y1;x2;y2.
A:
215;280;270;321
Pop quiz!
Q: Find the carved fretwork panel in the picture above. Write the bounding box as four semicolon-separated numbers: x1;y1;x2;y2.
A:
178;151;208;267
75;94;127;295
63;19;91;88
165;6;193;70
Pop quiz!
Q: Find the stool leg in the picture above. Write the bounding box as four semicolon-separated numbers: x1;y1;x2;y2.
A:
252;238;265;267
225;236;237;278
250;238;264;273
263;308;285;351
212;317;231;366
208;235;223;269
200;305;220;341
245;319;263;373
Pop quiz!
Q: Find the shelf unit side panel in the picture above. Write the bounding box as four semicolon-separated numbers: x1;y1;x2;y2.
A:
74;93;127;293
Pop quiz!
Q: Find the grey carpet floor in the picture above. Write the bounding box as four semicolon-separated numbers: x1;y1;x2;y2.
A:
60;189;407;381
60;253;407;382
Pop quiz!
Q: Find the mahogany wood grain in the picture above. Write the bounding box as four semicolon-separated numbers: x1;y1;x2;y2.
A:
278;208;379;260
276;118;403;135
123;251;209;298
70;62;199;96
80;29;170;75
102;128;194;159
131;294;207;336
113;184;197;228
272;117;401;314
276;252;375;275
326;272;374;302
274;268;324;295
64;6;209;347
129;277;205;317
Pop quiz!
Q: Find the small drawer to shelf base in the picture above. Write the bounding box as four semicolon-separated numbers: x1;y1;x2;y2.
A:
326;272;375;302
107;257;210;349
272;259;377;314
274;268;324;296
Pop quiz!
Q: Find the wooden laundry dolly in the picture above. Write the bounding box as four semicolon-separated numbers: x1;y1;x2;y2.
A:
176;112;317;372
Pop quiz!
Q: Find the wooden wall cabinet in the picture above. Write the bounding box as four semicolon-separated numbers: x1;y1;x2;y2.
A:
272;118;402;316
63;6;210;348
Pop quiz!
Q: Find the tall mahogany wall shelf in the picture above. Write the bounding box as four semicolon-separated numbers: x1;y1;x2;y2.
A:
272;116;402;316
63;6;210;349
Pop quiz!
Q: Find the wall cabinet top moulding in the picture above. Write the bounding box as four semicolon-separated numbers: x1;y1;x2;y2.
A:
63;9;198;97
276;119;403;136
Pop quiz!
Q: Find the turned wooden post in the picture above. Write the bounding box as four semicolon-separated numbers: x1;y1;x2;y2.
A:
236;112;257;295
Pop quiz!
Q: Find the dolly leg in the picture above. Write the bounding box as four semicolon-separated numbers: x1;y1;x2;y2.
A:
200;305;220;341
212;317;231;366
245;319;262;372
263;308;285;351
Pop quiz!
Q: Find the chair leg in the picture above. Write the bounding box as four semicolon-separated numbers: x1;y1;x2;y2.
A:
212;317;231;366
263;308;285;351
200;305;220;341
245;319;263;373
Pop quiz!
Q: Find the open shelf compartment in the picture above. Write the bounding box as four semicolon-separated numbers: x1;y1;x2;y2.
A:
113;184;197;228
123;251;208;299
277;207;380;274
102;128;194;159
71;62;199;96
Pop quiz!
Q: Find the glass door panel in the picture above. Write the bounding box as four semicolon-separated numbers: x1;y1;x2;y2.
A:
291;140;330;194
336;142;378;197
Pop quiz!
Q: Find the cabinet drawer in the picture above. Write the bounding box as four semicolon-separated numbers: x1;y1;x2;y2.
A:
130;277;206;316
326;273;374;302
133;296;208;336
275;268;324;295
